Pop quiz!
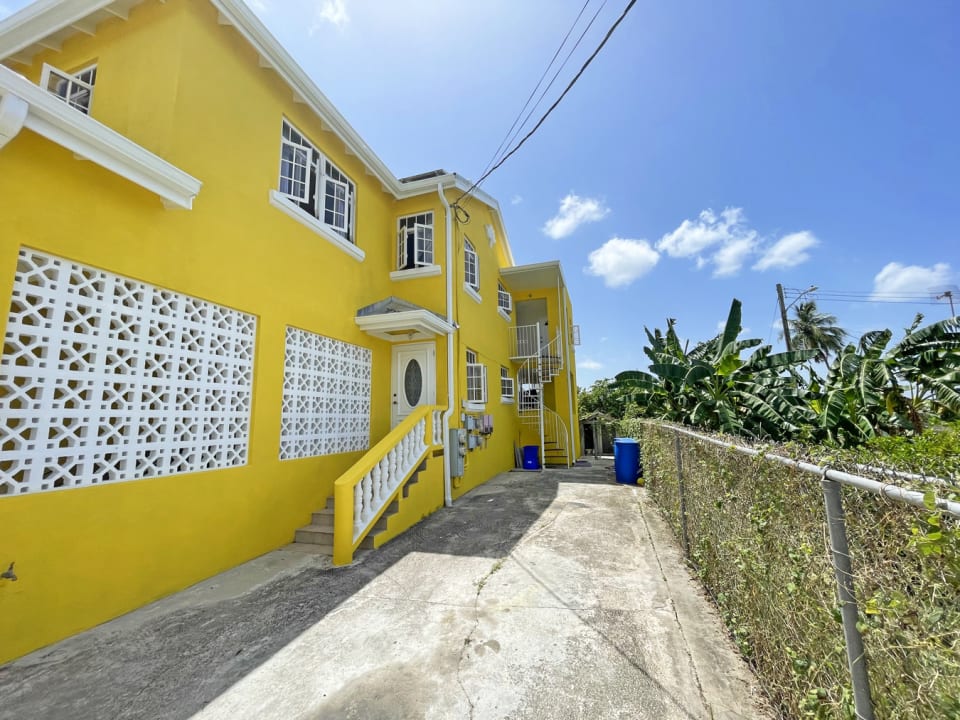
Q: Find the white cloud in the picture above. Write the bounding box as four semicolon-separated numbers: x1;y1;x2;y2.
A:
585;237;660;288
511;195;523;206
712;236;758;277
578;359;604;370
311;0;349;32
753;231;819;271
656;207;758;277
872;262;953;298
543;193;609;239
657;208;749;257
657;207;818;276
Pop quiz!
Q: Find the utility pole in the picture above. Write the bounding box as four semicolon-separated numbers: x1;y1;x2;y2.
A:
777;283;793;351
937;290;956;317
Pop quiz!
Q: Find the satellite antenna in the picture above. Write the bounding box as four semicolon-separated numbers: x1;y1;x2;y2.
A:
931;285;959;316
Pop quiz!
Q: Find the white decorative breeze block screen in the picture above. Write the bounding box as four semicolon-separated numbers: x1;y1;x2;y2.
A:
280;326;371;460
0;249;256;496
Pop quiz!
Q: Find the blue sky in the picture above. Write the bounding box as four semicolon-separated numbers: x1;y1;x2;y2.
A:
3;0;957;387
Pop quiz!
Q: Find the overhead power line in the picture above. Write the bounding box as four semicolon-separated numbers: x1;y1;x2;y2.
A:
490;1;608;173
454;0;638;206
476;0;594;182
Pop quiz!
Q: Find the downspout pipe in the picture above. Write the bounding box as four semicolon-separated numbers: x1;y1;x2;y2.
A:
438;183;454;507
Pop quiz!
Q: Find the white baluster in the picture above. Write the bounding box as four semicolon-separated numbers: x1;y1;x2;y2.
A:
417;419;426;455
361;473;373;525
402;433;412;470
379;457;390;502
371;461;382;509
389;447;399;491
353;483;363;538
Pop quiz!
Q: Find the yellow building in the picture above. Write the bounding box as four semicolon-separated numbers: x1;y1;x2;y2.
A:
0;0;580;663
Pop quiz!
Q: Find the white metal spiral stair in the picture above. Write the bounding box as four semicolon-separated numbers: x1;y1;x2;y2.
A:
511;324;571;468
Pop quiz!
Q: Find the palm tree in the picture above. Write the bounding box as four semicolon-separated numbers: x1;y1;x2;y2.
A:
787;301;846;362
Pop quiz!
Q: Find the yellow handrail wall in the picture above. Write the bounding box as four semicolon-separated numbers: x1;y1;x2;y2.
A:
333;405;442;565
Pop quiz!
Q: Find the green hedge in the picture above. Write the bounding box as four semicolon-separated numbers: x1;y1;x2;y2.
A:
638;422;959;720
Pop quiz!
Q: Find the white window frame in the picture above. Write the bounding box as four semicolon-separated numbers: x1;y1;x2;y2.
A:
466;349;487;406
397;211;435;270
497;281;512;321
40;63;96;114
464;238;479;292
276;119;357;246
500;366;514;403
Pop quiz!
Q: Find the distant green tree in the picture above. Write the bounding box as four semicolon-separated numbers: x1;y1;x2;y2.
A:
786;300;846;362
578;379;629;419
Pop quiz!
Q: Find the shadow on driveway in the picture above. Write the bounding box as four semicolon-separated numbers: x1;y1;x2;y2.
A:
0;470;564;720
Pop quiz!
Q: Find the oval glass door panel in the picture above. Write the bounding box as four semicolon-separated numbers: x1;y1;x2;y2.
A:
404;359;423;406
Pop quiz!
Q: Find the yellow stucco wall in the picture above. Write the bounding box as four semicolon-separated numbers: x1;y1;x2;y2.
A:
0;0;575;663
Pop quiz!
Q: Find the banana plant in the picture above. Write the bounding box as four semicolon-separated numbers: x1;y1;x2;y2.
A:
617;299;816;440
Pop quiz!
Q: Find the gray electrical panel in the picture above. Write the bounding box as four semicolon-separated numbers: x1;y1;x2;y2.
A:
449;428;466;477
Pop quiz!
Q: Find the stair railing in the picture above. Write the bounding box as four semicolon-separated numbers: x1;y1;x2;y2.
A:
542;406;571;468
333;405;443;565
510;323;540;359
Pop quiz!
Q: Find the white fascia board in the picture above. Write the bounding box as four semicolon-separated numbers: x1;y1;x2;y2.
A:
208;0;399;192
0;0;118;58
355;309;454;338
0;65;201;209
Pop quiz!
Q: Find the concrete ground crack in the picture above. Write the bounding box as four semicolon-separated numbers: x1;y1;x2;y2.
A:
456;558;505;720
636;496;714;720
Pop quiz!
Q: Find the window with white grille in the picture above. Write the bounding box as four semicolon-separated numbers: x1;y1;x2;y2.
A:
280;327;372;460
41;63;97;114
497;281;512;314
0;249;256;497
397;211;434;270
278;119;356;243
465;349;486;404
500;366;514;401
464;238;479;292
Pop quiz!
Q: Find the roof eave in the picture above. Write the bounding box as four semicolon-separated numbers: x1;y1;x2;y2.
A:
0;64;201;209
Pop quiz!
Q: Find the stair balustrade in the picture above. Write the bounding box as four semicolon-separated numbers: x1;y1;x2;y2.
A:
333;405;443;565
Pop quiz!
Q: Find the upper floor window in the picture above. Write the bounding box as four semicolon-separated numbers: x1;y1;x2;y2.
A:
278;119;356;244
42;63;96;114
497;281;512;315
464;238;479;292
398;211;434;270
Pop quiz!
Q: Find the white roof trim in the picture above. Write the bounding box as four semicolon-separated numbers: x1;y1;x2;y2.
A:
355;309;454;343
0;64;201;208
0;0;514;250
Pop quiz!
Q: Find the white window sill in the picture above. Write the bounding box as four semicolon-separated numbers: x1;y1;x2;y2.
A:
500;397;514;405
464;401;486;412
464;284;482;304
391;264;441;281
269;190;365;262
498;308;512;322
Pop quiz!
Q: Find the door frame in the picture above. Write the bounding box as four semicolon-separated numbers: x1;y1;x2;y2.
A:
391;341;436;428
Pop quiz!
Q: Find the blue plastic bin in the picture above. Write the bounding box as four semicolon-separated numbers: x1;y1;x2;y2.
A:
614;438;640;484
522;445;541;470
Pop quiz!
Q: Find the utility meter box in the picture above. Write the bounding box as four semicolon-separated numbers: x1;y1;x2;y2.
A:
449;428;466;477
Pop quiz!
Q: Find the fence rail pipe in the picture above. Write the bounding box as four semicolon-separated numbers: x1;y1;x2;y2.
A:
664;425;960;519
821;478;875;720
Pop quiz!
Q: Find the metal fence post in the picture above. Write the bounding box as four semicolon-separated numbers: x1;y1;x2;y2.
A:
674;431;691;557
821;476;875;720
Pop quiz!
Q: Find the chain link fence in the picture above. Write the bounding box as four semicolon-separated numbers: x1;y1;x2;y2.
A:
638;421;959;720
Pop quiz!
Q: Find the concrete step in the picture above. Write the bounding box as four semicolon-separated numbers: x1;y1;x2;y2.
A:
292;460;428;558
294;525;333;545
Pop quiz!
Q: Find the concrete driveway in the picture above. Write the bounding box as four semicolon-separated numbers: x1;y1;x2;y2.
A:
0;461;770;720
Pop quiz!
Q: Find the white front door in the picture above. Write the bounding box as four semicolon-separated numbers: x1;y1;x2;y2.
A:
391;342;436;428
